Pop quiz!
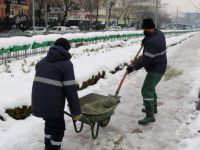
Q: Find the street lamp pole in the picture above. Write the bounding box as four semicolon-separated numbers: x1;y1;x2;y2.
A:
155;0;158;28
32;0;35;34
45;1;48;33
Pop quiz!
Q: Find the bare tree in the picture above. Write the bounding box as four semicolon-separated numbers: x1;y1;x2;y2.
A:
35;0;45;26
59;0;76;25
81;0;96;22
115;0;131;25
94;0;100;25
107;0;116;25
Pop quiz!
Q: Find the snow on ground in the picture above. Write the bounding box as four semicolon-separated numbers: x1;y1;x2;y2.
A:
0;32;197;114
0;32;200;150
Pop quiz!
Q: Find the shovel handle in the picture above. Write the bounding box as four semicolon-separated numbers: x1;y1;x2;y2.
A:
114;46;143;97
131;46;144;64
115;70;128;97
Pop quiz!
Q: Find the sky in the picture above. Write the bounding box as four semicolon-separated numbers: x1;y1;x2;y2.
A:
162;0;200;15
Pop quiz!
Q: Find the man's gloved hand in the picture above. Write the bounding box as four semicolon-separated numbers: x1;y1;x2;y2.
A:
73;114;81;121
126;65;135;74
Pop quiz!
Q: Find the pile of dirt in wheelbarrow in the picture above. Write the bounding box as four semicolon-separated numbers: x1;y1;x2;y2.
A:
80;93;120;115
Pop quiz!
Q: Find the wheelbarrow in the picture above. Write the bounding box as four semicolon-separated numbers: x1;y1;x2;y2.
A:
65;93;120;139
64;46;143;139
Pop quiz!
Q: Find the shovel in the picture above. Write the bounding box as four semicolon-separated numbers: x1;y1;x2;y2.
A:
113;46;144;97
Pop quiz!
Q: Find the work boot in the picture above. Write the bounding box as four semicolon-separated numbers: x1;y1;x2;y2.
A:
44;145;49;150
45;145;60;150
138;114;155;125
141;106;157;113
139;101;155;125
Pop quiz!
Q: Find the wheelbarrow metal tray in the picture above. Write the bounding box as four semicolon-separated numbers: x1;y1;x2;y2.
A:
79;93;120;124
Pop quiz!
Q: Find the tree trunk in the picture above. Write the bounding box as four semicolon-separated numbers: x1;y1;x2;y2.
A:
108;5;112;25
5;0;10;28
62;8;68;26
38;0;44;26
116;9;127;25
95;0;99;25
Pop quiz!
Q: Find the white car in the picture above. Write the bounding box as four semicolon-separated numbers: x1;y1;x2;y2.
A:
67;26;80;33
105;26;121;31
49;26;68;34
25;27;46;36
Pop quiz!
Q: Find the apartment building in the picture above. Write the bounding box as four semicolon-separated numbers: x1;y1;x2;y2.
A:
0;0;30;18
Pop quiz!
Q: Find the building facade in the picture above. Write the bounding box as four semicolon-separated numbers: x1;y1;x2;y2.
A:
0;0;30;18
0;0;30;30
0;1;5;18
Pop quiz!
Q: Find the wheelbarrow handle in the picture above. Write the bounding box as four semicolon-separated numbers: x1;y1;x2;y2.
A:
64;111;72;118
64;111;84;133
64;111;92;124
114;46;143;97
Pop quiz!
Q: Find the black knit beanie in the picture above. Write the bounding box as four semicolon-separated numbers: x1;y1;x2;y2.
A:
54;38;71;51
142;18;155;29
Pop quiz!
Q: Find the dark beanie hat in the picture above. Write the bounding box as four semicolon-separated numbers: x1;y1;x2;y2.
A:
54;38;71;51
142;18;155;29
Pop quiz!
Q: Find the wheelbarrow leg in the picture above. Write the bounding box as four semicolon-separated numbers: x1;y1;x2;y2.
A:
91;123;100;139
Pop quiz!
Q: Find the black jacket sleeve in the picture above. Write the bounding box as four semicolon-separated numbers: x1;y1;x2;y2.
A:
132;41;155;70
62;62;81;116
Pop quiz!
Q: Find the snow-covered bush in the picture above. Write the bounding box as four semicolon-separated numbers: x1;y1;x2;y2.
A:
5;105;32;120
79;71;105;90
4;63;11;73
0;115;4;121
21;59;32;74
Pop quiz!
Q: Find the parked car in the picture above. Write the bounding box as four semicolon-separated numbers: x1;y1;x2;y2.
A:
92;24;106;30
49;26;68;34
67;26;80;33
24;27;46;36
122;26;136;31
0;29;30;37
105;26;122;31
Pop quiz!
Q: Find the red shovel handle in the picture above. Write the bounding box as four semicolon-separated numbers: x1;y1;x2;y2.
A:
115;70;128;97
114;46;143;97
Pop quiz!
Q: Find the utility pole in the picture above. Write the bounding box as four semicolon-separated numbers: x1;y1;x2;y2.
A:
106;0;111;28
32;0;35;34
195;8;197;29
176;7;179;29
155;0;158;28
45;1;48;33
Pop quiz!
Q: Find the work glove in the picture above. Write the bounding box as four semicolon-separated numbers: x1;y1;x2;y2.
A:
73;114;81;121
126;65;135;74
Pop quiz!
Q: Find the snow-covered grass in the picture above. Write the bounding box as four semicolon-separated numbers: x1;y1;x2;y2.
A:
0;31;200;150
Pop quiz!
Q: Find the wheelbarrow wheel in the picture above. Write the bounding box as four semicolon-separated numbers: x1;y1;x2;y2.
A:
99;117;111;127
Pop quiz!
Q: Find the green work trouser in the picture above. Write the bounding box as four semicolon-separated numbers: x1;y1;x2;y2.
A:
141;72;163;114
